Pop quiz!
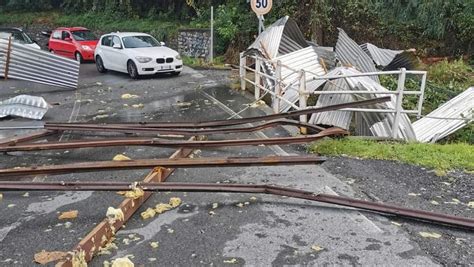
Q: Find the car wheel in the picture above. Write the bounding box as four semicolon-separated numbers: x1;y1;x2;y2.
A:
96;56;107;73
75;52;83;63
127;61;139;79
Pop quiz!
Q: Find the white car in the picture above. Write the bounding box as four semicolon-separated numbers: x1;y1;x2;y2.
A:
94;32;183;79
0;28;41;49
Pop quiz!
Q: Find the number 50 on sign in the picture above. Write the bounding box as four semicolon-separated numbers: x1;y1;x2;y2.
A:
251;0;272;16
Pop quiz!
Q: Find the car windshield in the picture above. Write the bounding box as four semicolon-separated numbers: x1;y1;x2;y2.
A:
122;36;160;48
0;30;33;44
71;30;97;41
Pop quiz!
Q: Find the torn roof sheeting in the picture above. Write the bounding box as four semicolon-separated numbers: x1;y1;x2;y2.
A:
275;46;327;112
360;43;415;71
0;95;51;120
246;16;309;59
309;76;353;129
342;68;416;140
413;87;473;143
335;29;379;83
308;67;416;140
360;43;403;67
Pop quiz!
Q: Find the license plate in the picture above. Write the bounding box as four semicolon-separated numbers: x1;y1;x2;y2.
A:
161;65;171;70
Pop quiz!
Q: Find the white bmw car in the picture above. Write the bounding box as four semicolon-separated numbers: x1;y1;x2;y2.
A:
94;32;183;79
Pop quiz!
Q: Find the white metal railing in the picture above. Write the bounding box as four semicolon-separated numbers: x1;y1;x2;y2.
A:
239;53;428;138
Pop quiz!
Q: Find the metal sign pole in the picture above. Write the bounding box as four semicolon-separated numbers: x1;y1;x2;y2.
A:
210;6;214;63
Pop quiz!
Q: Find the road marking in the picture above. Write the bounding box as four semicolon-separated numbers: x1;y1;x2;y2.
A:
199;90;290;156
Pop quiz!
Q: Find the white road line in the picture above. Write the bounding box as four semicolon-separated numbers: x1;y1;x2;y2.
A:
34;92;81;182
200;90;291;156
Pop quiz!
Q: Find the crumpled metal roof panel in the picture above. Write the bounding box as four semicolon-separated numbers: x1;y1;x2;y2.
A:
309;76;354;129
341;68;416;140
0;95;51;120
360;43;403;67
275;46;327;112
247;16;309;59
413;87;473;142
335;29;379;83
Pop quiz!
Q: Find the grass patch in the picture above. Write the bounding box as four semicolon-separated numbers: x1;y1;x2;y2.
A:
309;138;474;173
182;55;227;69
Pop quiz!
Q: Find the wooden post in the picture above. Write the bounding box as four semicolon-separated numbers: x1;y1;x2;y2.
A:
299;70;307;134
4;36;12;80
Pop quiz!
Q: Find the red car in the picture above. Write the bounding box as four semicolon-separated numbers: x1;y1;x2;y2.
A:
48;27;98;63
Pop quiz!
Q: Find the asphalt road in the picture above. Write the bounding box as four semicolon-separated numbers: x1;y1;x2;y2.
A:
0;63;463;266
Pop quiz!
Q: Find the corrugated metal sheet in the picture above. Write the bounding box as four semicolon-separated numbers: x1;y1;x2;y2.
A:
0;38;79;89
309;77;353;129
360;43;403;67
413;87;473;142
246;16;308;59
275;46;326;112
341;68;416;140
0;94;51;120
306;67;416;140
335;29;379;83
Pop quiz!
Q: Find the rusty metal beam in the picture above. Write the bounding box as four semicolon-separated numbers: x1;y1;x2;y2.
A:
0;130;56;146
44;119;325;135
46;97;390;129
55;137;199;266
2;181;472;230
0;155;326;178
0;127;347;152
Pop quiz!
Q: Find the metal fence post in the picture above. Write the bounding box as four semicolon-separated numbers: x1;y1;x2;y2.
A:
299;70;308;134
273;60;282;113
417;72;427;118
254;57;261;100
239;52;246;90
391;68;406;138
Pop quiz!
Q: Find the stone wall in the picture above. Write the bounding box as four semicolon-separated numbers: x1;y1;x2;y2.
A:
177;29;210;59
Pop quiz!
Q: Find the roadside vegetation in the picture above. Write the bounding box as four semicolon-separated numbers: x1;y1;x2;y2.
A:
309;138;474;175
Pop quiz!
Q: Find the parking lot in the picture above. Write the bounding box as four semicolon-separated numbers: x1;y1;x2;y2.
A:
0;64;468;265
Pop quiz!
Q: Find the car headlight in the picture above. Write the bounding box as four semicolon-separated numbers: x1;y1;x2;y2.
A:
81;45;92;51
135;56;153;63
175;54;181;60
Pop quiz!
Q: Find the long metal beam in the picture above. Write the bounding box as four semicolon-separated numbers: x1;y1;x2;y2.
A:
46;97;390;129
55;136;199;266
0;130;56;146
44;119;324;135
0;127;347;152
0;155;326;178
2;181;472;230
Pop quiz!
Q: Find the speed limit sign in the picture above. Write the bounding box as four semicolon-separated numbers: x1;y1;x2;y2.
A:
251;0;272;16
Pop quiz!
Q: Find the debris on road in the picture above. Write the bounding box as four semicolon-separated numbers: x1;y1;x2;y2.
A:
121;93;139;99
58;210;78;220
34;250;67;265
113;154;132;161
109;256;134;267
150;241;159;249
106;207;125;224
223;258;238;264
2;181;473;230
419;232;442;239
0;95;51;120
311;245;324;252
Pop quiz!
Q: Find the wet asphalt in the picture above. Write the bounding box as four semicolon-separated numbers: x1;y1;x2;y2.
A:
0;64;467;266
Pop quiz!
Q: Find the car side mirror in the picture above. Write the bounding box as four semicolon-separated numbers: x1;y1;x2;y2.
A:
160;42;165;46
64;37;72;42
113;43;122;49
